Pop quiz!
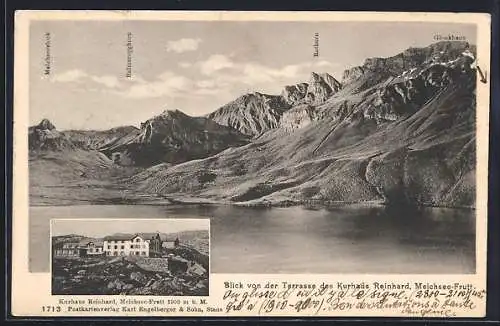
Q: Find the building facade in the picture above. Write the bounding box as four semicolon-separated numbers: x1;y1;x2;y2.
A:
82;241;104;256
53;242;80;257
53;240;105;258
103;234;150;257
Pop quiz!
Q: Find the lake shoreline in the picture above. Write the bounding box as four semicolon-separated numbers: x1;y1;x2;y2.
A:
30;193;476;211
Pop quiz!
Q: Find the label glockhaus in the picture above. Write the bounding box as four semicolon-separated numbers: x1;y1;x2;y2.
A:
433;34;467;41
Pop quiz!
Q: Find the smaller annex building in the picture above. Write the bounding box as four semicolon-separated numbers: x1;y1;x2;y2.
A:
53;242;80;258
79;240;104;257
53;239;105;258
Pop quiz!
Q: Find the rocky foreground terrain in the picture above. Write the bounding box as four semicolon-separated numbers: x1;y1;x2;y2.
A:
30;41;477;208
52;256;208;296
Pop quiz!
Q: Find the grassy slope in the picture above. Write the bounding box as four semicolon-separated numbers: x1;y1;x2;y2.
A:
29;150;142;205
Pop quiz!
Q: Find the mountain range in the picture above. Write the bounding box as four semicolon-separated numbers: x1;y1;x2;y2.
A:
29;41;477;208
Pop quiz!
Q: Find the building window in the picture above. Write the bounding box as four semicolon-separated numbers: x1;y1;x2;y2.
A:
113;252;117;256
121;245;125;249
141;252;146;255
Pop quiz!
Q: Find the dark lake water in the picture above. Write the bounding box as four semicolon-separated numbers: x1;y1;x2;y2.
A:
30;204;475;274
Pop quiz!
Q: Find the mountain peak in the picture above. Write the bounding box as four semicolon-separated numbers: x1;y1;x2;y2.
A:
281;73;341;106
158;109;188;120
305;72;342;104
37;119;56;130
161;108;182;115
342;40;476;88
208;92;291;136
101;109;249;166
238;91;269;101
310;72;321;79
29;119;74;152
309;72;337;81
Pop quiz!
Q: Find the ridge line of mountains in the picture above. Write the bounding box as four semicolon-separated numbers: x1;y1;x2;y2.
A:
29;41;477;208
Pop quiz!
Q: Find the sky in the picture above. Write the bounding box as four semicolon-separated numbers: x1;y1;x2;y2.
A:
29;20;476;130
51;219;209;237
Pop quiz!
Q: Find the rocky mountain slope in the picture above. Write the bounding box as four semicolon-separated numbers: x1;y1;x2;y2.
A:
99;109;249;166
29;110;249;168
29;119;75;151
28;112;249;203
130;41;477;208
28;119;138;152
207;92;291;137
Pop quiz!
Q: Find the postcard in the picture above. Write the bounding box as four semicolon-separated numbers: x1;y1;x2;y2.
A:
12;10;490;317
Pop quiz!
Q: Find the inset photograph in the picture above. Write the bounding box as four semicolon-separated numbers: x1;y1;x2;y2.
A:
51;218;209;296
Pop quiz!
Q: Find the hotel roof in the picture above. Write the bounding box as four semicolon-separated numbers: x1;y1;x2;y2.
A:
79;239;104;246
103;234;138;241
102;233;175;241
